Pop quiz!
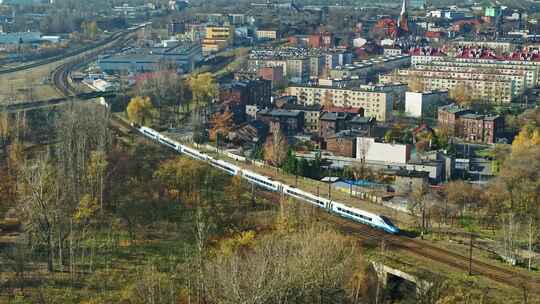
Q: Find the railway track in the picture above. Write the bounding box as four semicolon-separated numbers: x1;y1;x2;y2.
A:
0;30;130;75
255;186;540;290
51;29;136;97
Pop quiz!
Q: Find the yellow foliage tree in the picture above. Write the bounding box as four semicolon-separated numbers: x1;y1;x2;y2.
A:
322;90;334;108
189;73;218;109
126;96;157;126
73;194;99;224
408;76;425;93
511;124;540;155
81;21;98;40
449;83;472;106
219;230;256;256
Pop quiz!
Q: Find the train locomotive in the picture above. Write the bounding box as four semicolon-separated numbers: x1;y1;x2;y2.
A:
136;126;400;234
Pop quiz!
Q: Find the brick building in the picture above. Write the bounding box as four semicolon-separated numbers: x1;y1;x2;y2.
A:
258;66;285;88
325;130;362;158
319;112;352;139
437;104;504;144
257;109;304;135
460;114;504;144
220;79;272;106
279;103;323;133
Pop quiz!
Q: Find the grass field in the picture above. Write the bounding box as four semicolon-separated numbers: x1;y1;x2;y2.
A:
0;63;62;104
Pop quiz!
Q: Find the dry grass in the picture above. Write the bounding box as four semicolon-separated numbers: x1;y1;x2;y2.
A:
0;63;63;103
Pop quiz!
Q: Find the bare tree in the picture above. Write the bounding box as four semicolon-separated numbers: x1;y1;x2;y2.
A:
18;157;62;272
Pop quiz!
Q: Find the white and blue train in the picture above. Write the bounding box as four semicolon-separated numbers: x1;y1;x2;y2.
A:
136;126;399;234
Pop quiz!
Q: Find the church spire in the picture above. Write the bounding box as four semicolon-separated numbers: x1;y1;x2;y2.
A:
398;0;409;34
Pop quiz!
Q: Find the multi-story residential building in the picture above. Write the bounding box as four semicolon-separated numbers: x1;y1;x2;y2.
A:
437;104;504;144
451;40;515;53
287;84;396;121
258;66;285;88
257;109;305;135
219;79;272;106
405;90;449;118
255;29;279;40
459;114;504;144
385;67;525;98
324;50;353;70
248;47;353;82
280;103;323;133
380;71;516;104
421;60;539;88
412;55;540;85
285;57;311;83
330;55;411;79
319;112;352;139
309;54;325;78
202;25;234;54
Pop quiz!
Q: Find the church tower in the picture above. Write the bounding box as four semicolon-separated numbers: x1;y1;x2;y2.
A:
398;0;409;34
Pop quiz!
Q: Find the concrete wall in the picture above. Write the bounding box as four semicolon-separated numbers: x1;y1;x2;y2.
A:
405;91;449;118
356;137;410;164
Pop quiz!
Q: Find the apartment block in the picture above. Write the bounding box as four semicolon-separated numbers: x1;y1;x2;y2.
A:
380;72;515;104
202;25;234;54
287;84;394;121
255;29;279;40
412;55;540;85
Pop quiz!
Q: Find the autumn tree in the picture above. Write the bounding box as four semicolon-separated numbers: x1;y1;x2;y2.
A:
450;83;473;106
18;157;61;272
136;71;190;124
322;90;334;108
153;157;212;203
264;128;289;166
408;76;425;93
204;225;362;304
189;73;218;120
511;123;540;155
0;112;11;150
226;175;244;208
81;20;98;40
209;110;234;142
127;96;158;126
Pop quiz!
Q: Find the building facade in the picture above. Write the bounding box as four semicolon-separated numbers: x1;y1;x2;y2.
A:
287;84;394;121
437;104;504;144
202;25;234;54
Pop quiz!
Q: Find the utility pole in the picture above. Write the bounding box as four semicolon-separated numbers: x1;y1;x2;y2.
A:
469;232;474;276
251;183;256;208
295;159;298;187
327;164;331;200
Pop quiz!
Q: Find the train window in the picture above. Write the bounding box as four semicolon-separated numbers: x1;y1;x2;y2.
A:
247;174;275;188
337;207;371;222
380;216;395;227
212;162;236;174
287;189;324;206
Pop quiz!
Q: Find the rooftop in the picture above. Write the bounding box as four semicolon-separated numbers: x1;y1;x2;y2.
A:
320;112;350;121
258;108;303;118
281;103;322;111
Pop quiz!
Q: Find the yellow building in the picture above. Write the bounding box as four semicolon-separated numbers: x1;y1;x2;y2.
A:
202;26;234;54
287;84;395;122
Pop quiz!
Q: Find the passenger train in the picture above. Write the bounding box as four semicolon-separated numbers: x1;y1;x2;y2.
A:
136;126;399;234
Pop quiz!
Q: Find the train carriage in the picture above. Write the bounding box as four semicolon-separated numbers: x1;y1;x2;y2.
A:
135;125;399;235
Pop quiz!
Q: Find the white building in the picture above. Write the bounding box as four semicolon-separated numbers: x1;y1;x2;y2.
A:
405;90;449;118
356;137;411;164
